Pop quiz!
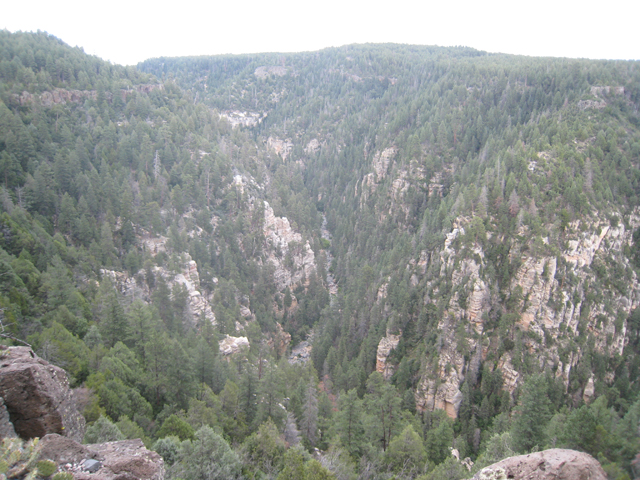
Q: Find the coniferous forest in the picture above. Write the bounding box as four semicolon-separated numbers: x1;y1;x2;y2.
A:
2;30;640;479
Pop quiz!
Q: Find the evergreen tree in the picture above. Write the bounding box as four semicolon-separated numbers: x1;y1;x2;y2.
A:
334;389;365;458
510;375;552;453
170;426;243;480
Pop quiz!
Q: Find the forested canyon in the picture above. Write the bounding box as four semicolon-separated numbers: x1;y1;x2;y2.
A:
0;30;640;479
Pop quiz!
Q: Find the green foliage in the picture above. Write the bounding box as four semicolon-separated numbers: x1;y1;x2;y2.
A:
0;437;41;479
116;415;151;446
276;447;306;480
152;436;181;466
243;420;284;472
384;424;427;476
169;426;243;480
510;375;552;453
157;414;195;442
36;459;57;478
425;412;455;465
305;459;336;480
333;389;365;458
419;457;466;480
83;416;125;444
52;474;73;480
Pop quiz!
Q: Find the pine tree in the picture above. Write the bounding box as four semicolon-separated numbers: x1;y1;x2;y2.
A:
100;292;127;349
510;374;551;453
301;379;319;447
334;388;364;457
284;411;302;447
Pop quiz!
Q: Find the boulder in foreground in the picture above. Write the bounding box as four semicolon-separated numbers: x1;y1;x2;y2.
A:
472;448;607;480
0;347;85;441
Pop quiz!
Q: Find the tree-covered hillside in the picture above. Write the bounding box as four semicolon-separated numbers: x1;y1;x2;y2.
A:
2;30;640;479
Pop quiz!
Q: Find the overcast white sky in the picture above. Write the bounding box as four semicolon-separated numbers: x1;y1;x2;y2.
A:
2;0;639;65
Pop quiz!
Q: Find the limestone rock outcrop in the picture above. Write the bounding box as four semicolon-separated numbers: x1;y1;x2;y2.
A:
254;66;289;79
267;137;294;160
472;449;606;480
220;110;264;128
372;147;397;180
413;210;640;419
289;341;312;364
219;335;250;355
0;347;85;442
376;334;401;380
101;251;215;325
263;201;317;290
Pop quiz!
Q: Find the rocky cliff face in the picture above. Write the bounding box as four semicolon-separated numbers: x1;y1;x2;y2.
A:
263;201;317;291
220;110;264;128
411;208;640;418
101;250;215;326
267;137;294;161
376;334;401;380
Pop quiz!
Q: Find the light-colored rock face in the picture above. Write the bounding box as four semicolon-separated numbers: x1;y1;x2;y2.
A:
263;201;317;291
305;139;321;154
171;259;216;323
412;210;640;417
219;335;250;355
376;334;401;380
219;111;263;128
590;85;625;96
583;376;595;403
472;449;606;480
372;147;397;180
496;354;520;394
415;363;465;419
101;252;215;326
428;172;445;197
512;256;557;331
141;234;168;255
289;341;312;364
267;137;294;160
254;66;290;79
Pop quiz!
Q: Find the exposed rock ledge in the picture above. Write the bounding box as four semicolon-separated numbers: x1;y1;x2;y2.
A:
219;335;250;355
39;434;164;480
472;448;606;480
